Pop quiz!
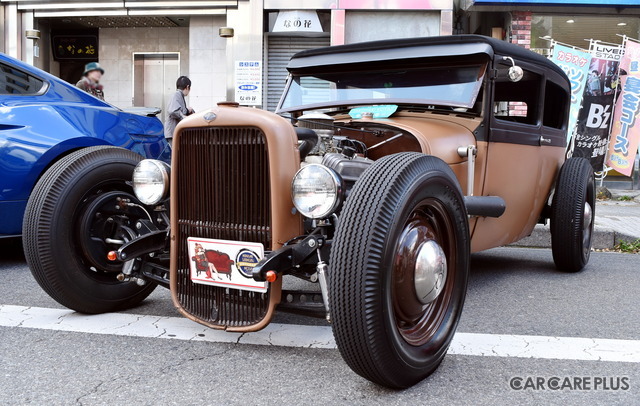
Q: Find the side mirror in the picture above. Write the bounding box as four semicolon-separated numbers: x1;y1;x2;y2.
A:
508;66;524;82
503;56;524;82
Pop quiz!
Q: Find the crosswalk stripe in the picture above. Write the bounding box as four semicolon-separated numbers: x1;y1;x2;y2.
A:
1;304;639;362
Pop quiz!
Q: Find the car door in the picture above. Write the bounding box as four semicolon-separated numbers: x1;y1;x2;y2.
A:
471;56;567;251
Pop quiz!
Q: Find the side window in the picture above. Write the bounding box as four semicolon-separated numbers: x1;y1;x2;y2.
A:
493;63;541;126
543;80;568;129
0;62;45;95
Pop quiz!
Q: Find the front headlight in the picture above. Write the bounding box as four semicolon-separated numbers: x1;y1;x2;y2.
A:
291;164;344;219
132;159;170;205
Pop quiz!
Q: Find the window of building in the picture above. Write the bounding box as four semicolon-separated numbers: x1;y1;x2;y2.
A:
531;15;640;54
0;62;45;95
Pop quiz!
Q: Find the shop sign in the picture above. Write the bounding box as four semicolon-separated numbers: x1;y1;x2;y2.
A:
607;40;640;176
549;43;592;142
592;43;624;62
235;61;262;106
272;10;323;33
52;35;98;60
573;43;623;171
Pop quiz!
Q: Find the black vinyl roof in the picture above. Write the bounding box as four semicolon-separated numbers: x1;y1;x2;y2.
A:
289;34;568;82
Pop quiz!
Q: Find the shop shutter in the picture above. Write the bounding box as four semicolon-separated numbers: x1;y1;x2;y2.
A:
265;36;330;112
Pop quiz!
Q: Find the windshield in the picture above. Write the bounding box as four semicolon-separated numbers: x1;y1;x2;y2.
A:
278;63;486;113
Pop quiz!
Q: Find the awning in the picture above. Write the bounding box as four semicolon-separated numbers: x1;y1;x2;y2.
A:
0;0;238;17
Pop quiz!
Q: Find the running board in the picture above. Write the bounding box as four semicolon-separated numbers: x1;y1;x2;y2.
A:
464;196;506;218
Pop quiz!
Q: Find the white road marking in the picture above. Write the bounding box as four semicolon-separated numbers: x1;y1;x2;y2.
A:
1;304;639;362
448;333;640;363
0;305;335;349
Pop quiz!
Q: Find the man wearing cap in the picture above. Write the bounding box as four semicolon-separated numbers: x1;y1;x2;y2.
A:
76;62;105;101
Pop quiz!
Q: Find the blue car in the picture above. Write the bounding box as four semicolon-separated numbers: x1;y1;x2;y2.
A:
0;53;170;238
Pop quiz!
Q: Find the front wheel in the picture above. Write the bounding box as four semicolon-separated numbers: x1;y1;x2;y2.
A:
23;146;157;313
550;157;595;272
330;153;470;389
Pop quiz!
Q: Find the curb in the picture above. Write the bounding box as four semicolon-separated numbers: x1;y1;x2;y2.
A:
510;224;638;250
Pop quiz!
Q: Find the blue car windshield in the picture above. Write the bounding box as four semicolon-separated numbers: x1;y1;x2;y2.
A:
278;63;486;113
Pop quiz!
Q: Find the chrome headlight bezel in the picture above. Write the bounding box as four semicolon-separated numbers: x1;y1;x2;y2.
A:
132;159;171;206
291;164;344;219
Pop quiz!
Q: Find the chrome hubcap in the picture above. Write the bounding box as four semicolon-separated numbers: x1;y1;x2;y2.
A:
414;240;447;304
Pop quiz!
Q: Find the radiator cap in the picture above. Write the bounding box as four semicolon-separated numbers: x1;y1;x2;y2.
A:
218;101;240;108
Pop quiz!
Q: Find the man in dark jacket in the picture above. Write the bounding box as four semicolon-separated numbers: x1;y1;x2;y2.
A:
164;76;195;143
76;62;105;100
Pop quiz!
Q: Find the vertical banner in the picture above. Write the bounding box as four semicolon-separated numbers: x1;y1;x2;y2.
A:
235;61;262;106
574;42;623;171
549;43;592;142
607;40;640;176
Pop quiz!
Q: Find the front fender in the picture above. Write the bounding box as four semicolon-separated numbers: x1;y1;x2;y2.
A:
33;138;115;192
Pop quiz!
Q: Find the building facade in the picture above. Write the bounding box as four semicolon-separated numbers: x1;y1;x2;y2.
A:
1;0;455;114
4;0;637;185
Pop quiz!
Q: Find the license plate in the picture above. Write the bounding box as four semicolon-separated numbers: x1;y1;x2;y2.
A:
187;237;267;293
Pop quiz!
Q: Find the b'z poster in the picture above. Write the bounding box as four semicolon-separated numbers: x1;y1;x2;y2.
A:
573;42;623;171
607;40;640;176
549;43;592;143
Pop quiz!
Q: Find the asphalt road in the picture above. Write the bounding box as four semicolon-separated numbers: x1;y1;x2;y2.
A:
0;239;638;406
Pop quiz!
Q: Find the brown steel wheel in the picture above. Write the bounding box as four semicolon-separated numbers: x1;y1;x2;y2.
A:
330;153;470;389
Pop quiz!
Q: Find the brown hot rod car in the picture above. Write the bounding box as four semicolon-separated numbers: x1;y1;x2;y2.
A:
23;35;594;388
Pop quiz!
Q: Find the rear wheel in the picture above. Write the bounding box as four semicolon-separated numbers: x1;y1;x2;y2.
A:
550;157;595;272
23;146;157;313
330;153;470;389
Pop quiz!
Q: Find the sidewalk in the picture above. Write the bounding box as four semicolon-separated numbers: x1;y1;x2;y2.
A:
512;189;640;249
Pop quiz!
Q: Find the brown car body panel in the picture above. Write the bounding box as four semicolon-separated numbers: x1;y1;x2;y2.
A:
335;112;564;253
472;142;564;252
169;104;302;332
335;112;482;189
335;113;485;244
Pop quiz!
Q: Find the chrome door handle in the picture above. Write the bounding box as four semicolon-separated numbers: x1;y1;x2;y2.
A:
540;136;551;145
